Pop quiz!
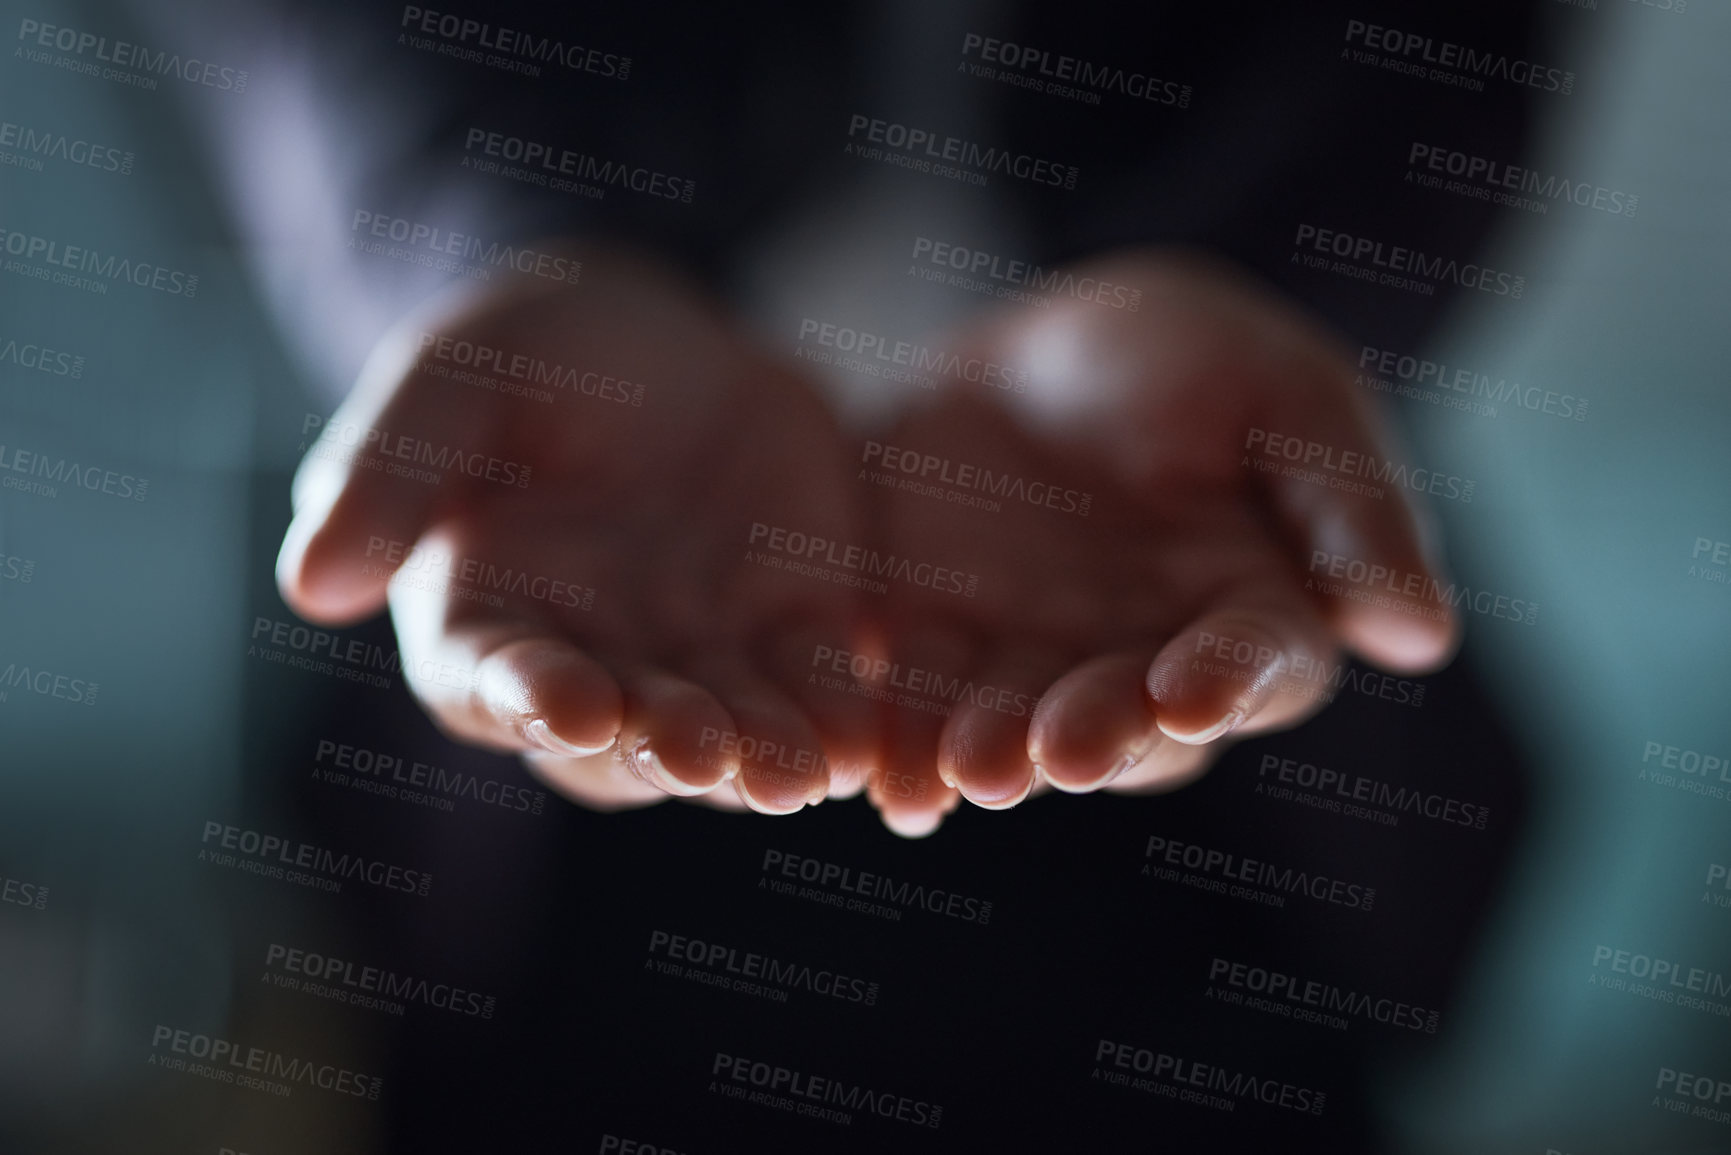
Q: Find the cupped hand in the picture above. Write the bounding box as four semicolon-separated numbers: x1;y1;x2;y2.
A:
277;247;876;815
851;250;1459;836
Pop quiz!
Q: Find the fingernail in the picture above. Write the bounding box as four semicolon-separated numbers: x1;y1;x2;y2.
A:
960;772;1036;811
527;718;613;758
732;777;805;817
622;742;706;797
1183;709;1246;746
1107;749;1145;784
880;807;944;839
621;740;665;787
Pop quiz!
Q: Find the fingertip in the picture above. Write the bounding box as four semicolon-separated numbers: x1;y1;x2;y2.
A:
733;776;812;817
729;720;830;816
621;739;729;798
1146;622;1284;745
1154;709;1246;747
525;719;615;759
617;673;740;796
877;804;948;839
938;711;1038;810
868;773;960;837
478;638;624;756
1027;653;1160;790
275;511;386;624
1339;606;1460;675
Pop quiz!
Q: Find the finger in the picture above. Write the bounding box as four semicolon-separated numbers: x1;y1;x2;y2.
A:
614;667;740;797
521;670;750;807
388;560;624;756
686;656;830;815
866;623;973;838
1026;651;1162;794
937;644;1067;810
1143;590;1337;746
407;620;625;759
1257;337;1460;673
876;704;960;837
758;615;882;805
279;326;491;624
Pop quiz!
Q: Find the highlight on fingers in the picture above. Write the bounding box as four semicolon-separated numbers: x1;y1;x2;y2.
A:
1251;331;1463;676
458;633;626;757
680;659;833;816
935;644;1064;810
1301;541;1462;674
1143;598;1339;746
864;626;972;836
1025;652;1162;793
277;324;500;624
614;669;742;797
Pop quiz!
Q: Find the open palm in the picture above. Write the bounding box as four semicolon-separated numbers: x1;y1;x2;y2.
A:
278;249;875;814
852;252;1459;835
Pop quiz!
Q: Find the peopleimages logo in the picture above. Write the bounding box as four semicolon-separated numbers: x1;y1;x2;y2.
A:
1357;345;1588;422
302;412;532;488
797;317;1028;392
363;536;594;612
398;6;630;79
0;442;147;501
845;113;1079;189
149;1025;381;1099
0;119;134;174
418;331;645;406
1206;956;1440;1033
1591;945;1731;1004
1093;1039;1327;1115
199;820;433;897
312;737;548;816
1142;834;1375;911
463;127;694;203
16;19;249;92
1255;753;1490;831
349;210;581;284
1188;629;1426;710
0;225;197;297
1244;426;1475;503
647;929;880;1006
1;872;48;911
909;236;1143;310
1306;551;1539;626
760;849;993;924
711;1052;942;1129
1655;1066;1731;1125
265;942;498;1018
1638;738;1731;803
1342;18;1574;95
1407;142;1635;217
959;33;1192;108
0;660;99;706
810;645;1040;721
746;521;980;598
0;333;84;377
1293;223;1524;298
864;439;1092;516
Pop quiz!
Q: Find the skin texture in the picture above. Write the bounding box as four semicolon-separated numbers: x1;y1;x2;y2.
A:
279;248;875;816
278;246;1458;836
859;250;1459;836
